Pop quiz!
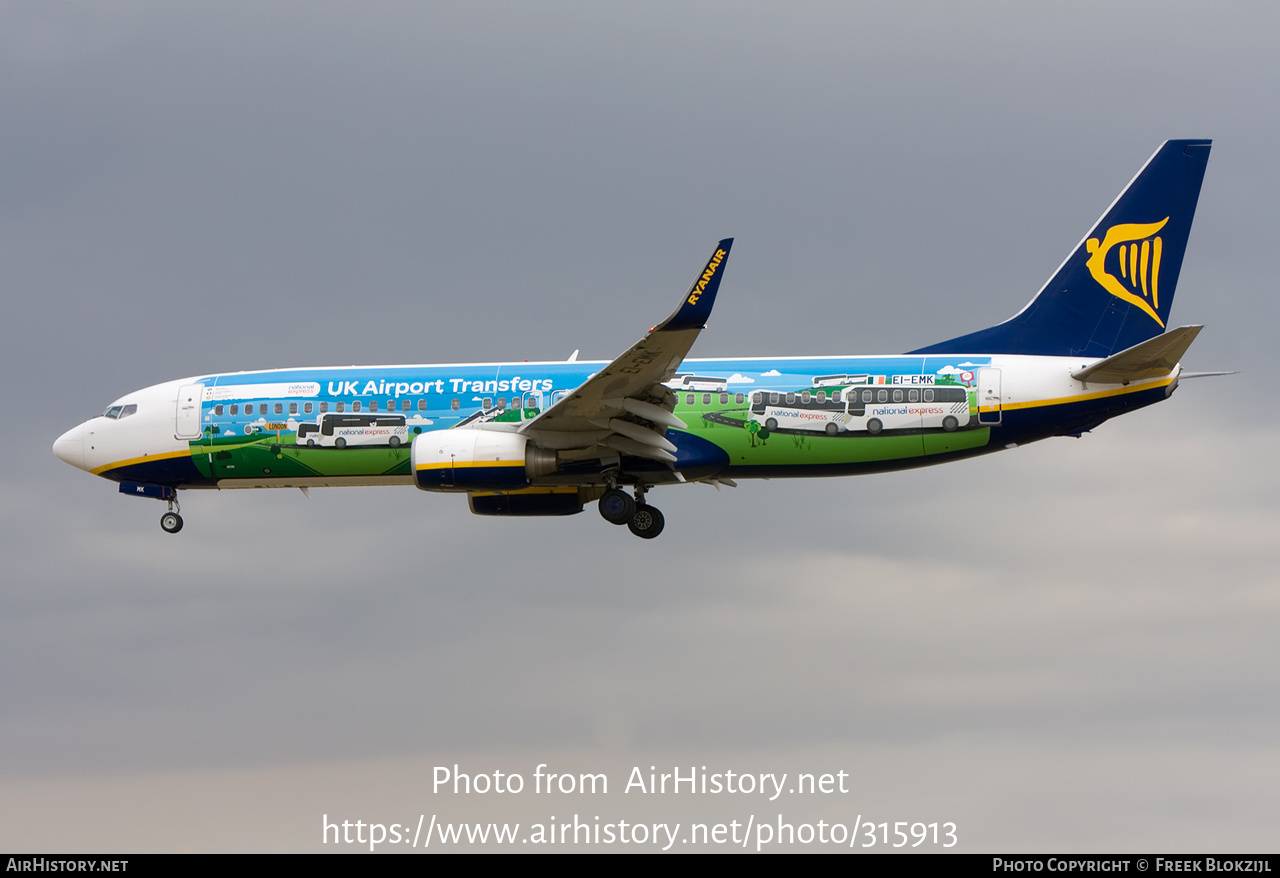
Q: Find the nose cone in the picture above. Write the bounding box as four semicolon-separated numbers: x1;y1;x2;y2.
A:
53;423;87;471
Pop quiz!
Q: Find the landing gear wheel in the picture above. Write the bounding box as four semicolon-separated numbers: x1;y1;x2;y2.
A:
942;415;958;432
867;418;883;435
335;437;347;449
628;505;665;539
160;512;184;534
598;488;635;525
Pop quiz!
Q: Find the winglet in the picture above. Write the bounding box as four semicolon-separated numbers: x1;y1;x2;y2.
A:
655;238;734;332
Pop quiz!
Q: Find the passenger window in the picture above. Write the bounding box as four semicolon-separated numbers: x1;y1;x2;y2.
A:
304;402;313;414
215;405;224;416
337;402;346;413
353;401;362;412
736;393;744;405
786;393;796;405
702;393;711;405
832;390;842;402
274;403;283;415
496;397;507;410
230;404;239;416
418;399;426;411
877;390;888;403
770;393;779;405
483;397;492;409
369;401;378;412
289;402;298;415
319;402;328;413
801;391;811;404
402;399;410;411
893;390;903;402
862;390;872;403
816;391;826;402
720;393;728;405
451;399;460;411
686;394;694;405
909;390;919;402
924;389;934;402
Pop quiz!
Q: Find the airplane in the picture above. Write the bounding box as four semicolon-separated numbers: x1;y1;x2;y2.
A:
53;139;1216;539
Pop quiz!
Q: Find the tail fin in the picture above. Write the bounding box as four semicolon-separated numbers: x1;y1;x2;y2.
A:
911;139;1211;357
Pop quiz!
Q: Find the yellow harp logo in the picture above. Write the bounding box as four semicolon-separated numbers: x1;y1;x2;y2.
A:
1084;218;1169;327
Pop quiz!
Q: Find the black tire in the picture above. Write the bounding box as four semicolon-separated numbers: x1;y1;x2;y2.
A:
825;422;839;436
598;489;635;525
306;439;316;447
160;512;183;534
335;437;346;449
765;418;778;430
942;415;958;432
389;436;401;448
628;504;665;539
867;418;883;435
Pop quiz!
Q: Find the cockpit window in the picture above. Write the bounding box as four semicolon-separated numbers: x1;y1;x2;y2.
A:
99;403;139;420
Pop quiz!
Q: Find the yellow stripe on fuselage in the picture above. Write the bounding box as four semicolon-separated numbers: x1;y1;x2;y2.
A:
90;448;193;476
977;377;1174;413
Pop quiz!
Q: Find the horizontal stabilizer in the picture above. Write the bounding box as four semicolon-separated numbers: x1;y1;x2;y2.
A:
1072;325;1202;384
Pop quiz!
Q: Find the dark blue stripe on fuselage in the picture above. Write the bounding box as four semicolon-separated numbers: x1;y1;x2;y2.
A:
99;455;212;488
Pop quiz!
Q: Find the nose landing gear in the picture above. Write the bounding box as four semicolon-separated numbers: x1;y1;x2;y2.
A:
597;484;665;539
160;495;183;534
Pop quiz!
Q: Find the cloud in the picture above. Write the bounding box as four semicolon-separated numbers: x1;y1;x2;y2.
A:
761;369;781;377
726;373;755;384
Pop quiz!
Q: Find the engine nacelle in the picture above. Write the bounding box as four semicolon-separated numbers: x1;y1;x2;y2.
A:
412;428;556;492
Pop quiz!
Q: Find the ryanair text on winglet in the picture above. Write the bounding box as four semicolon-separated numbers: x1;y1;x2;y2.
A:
687;249;727;306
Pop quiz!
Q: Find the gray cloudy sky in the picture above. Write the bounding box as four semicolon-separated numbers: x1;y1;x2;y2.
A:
3;1;1278;853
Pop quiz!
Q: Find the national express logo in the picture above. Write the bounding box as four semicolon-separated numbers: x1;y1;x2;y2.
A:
1084;218;1170;327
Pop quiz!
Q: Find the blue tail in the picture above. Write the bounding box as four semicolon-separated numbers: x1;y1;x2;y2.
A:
911;139;1211;358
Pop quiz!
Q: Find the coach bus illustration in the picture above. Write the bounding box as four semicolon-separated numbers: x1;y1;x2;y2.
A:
295;412;409;448
749;385;973;435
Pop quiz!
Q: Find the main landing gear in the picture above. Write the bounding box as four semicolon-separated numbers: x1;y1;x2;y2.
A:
160;495;183;534
597;486;665;540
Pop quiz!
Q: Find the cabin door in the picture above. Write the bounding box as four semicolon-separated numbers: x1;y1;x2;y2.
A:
175;384;205;440
977;369;1002;426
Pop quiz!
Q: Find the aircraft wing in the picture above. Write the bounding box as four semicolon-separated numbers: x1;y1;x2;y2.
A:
519;239;733;461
